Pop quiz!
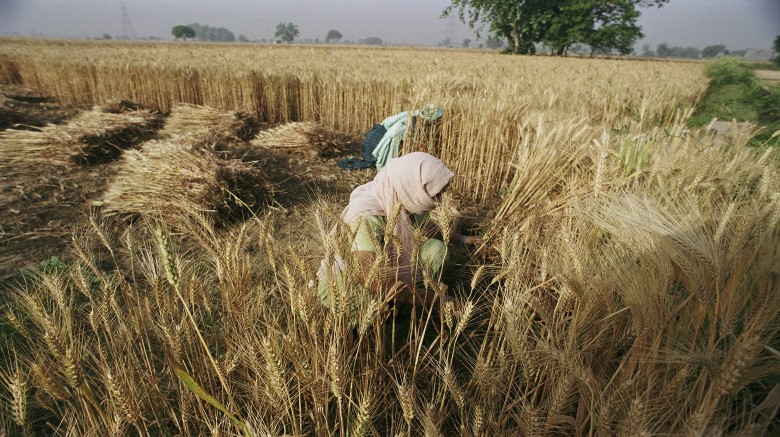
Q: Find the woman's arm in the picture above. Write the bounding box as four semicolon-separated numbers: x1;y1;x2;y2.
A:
352;250;447;308
449;232;484;247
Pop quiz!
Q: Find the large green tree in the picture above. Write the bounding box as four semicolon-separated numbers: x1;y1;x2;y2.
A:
582;0;644;56
774;34;780;66
444;0;668;55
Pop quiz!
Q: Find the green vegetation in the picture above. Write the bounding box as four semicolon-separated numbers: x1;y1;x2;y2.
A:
360;37;383;46
325;29;343;43
275;22;299;43
444;0;669;55
690;57;780;147
171;25;195;41
187;23;236;42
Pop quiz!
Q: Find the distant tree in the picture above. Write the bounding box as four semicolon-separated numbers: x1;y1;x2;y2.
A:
702;44;726;58
362;37;383;45
211;27;236;42
326;29;343;43
102;33;112;40
774;34;780;66
640;44;654;57
439;37;453;47
187;23;206;40
171;25;196;41
238;34;249;43
463;38;472;48
669;46;700;59
656;42;670;57
275;22;299;43
185;23;234;42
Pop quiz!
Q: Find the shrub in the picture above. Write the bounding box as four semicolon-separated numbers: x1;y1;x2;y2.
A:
704;57;756;87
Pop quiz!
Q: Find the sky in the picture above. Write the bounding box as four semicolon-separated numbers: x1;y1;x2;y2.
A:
0;0;778;50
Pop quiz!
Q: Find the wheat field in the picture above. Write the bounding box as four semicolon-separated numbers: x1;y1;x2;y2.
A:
1;38;778;436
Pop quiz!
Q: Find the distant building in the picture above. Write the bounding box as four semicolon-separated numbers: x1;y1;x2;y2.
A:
744;49;774;62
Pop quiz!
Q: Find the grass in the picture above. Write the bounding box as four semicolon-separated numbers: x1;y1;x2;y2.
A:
689;57;780;147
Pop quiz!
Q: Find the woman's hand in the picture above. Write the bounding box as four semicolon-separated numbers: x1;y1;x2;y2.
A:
454;233;493;257
463;235;484;246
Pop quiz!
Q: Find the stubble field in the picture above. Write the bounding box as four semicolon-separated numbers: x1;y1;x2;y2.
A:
0;38;778;436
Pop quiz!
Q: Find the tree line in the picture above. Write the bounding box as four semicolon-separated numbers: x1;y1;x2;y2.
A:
171;23;382;45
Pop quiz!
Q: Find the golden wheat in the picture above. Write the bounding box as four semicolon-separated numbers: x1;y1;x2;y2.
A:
1;38;778;436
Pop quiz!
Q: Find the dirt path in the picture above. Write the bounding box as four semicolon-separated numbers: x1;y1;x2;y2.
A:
756;69;780;85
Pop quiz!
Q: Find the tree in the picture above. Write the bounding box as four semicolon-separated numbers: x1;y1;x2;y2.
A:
702;44;726;58
326;29;343;43
238;34;249;43
463;38;472;48
583;1;643;56
774;34;780;66
656;42;670;57
361;37;383;45
665;46;700;59
444;0;668;55
275;22;299;43
210;27;236;42
185;23;235;42
171;25;196;41
444;0;547;53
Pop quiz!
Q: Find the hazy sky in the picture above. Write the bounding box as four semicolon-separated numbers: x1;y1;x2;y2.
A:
0;0;778;50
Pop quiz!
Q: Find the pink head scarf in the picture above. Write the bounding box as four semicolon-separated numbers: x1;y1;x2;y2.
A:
341;152;454;283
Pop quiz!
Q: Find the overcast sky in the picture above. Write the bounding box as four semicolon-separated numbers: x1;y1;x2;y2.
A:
0;0;777;50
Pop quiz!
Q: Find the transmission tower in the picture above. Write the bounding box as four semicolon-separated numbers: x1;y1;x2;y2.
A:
118;0;137;40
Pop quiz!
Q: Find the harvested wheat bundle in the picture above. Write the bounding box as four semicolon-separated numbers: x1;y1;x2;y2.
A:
97;140;273;223
160;103;258;147
66;109;163;164
250;122;354;158
0;128;54;171
0;108;161;169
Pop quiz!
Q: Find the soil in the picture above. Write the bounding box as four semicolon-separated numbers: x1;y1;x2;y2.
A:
0;85;376;283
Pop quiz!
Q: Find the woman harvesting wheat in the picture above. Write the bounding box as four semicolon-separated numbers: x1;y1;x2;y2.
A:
317;152;483;325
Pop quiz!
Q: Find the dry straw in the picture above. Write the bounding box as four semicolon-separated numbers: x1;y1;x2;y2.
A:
0;108;161;169
159;103;257;146
249;121;354;158
97;140;273;222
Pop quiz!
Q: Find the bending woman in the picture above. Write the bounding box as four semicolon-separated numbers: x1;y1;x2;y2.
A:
317;152;483;324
